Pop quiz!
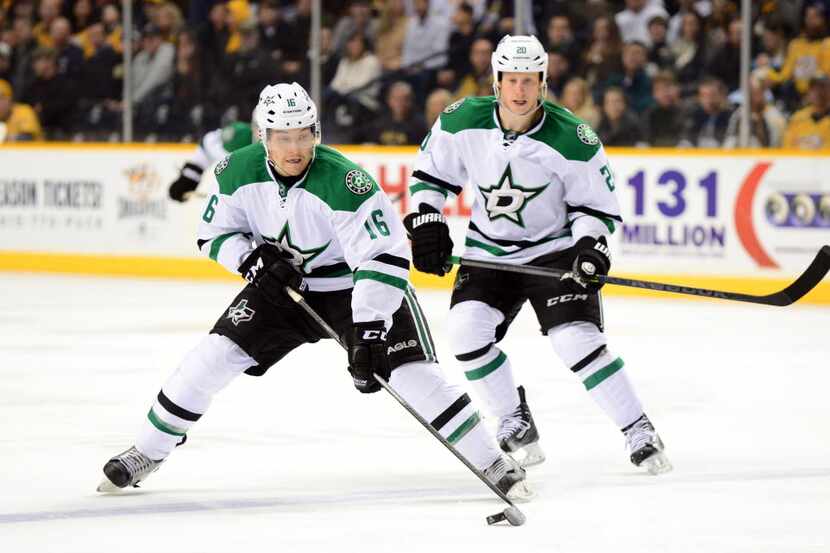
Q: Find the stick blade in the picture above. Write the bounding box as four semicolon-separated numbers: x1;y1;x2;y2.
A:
764;245;830;306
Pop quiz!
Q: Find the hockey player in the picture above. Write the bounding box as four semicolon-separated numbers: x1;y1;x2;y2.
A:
98;82;529;498
168;121;254;202
404;35;671;474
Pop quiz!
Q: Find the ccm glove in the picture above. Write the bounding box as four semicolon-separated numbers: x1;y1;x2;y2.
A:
562;236;611;293
238;243;305;305
403;206;454;276
347;321;391;394
168;164;202;202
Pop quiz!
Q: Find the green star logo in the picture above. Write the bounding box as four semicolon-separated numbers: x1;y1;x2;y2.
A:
263;222;329;272
478;164;547;227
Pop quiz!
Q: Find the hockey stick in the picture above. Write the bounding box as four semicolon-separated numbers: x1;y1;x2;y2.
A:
448;245;830;306
283;287;526;527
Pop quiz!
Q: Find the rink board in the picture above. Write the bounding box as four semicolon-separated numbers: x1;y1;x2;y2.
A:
0;144;828;304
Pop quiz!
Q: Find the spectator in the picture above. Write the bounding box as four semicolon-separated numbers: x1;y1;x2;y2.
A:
545;49;570;101
329;32;382;112
668;0;712;43
132;23;175;112
376;0;407;71
279;0;312;85
20;47;78;137
101;4;124;54
452;37;492;100
559;77;600;128
33;0;61;47
197;2;229;73
544;14;581;74
724;77;786;148
602;41;653;113
754;18;790;75
155;2;184;44
670;10;707;96
424;87;451;125
647;15;673;72
77;23;120;114
331;0;378;56
0;77;43;141
0;43;11;84
359;81;427;145
401;0;450;72
439;2;477;90
766;3;830;101
643;70;684;146
50;17;84;79
680;77;733;147
214;20;271;122
10;17;37;93
71;0;98;35
782;76;830;149
596;86;645;146
615;0;669;47
257;0;288;60
164;28;207;138
583;15;623;90
706;17;742;92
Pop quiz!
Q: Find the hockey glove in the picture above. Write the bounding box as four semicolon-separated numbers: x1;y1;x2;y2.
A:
562;236;611;293
347;321;391;394
238;243;305;305
168;164;202;202
403;206;454;276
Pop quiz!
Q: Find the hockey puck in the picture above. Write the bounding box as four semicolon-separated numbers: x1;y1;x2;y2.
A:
486;506;526;526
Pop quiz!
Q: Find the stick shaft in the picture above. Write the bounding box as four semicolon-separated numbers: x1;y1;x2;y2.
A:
284;287;518;509
450;246;830;306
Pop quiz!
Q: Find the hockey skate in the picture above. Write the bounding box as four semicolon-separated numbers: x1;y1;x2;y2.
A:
97;446;164;492
483;454;533;501
623;414;672;475
497;386;546;468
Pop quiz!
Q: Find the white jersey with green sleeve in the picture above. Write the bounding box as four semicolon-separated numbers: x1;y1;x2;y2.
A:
197;142;411;327
411;96;622;264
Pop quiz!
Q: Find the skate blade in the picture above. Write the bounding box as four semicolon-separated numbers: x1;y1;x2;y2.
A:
642;452;673;475
96;477;122;493
505;480;535;502
518;442;546;468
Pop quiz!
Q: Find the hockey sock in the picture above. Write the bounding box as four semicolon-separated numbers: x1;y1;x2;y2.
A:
391;361;503;470
548;322;643;429
457;345;520;420
135;334;256;460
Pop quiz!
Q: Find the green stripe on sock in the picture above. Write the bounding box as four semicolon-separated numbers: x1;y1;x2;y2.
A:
446;411;481;444
405;287;434;360
410;182;448;197
147;408;187;436
208;232;240;261
583;357;624;390
354;270;408;290
464;351;506;381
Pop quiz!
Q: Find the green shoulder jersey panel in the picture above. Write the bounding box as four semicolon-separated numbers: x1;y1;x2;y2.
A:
439;96;498;134
221;122;253;152
528;101;601;162
303;144;379;212
214;142;270;196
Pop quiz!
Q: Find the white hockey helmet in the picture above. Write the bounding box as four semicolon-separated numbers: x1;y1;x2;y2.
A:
255;82;320;147
491;35;548;97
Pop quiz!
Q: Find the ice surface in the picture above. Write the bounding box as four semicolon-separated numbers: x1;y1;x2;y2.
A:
1;274;828;552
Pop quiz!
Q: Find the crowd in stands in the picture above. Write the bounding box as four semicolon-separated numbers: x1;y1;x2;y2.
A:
2;0;830;149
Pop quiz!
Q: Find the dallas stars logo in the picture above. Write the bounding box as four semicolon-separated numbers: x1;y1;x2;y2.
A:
227;299;255;326
478;164;547;226
262;95;276;106
263;222;330;272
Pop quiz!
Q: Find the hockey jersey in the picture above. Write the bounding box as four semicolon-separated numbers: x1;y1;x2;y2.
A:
411;96;622;264
197;142;411;327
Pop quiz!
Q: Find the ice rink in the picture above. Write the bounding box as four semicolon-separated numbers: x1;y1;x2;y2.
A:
1;273;828;552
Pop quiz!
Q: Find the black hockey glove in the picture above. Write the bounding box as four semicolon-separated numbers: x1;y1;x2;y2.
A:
168;164;202;202
238;243;305;305
562;236;611;293
403;206;454;276
347;321;391;394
